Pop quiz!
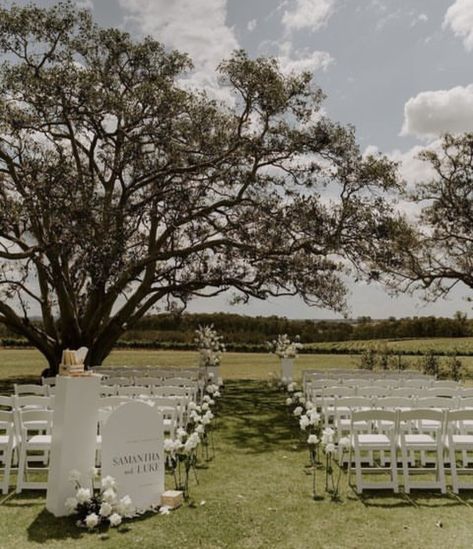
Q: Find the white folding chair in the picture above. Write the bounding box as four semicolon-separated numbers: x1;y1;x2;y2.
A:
459;388;473;399
356;386;391;398
398;409;446;494
117;386;152;397
446;409;473;493
14;384;48;397
348;409;399;494
0;410;15;494
320;387;356;426
16;409;53;492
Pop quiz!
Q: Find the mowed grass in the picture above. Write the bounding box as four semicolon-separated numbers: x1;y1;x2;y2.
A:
1;349;473;548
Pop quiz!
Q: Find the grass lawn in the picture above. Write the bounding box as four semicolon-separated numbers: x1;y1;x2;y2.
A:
1;349;473;548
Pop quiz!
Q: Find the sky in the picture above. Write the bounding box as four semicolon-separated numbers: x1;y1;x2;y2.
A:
11;0;473;319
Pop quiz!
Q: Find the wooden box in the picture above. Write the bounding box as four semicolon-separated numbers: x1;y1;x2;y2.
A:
160;490;184;509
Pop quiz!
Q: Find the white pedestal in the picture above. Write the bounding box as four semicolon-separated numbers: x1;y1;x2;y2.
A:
280;358;294;381
46;376;99;517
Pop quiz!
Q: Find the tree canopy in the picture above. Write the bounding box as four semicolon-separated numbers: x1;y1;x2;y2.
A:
0;2;398;370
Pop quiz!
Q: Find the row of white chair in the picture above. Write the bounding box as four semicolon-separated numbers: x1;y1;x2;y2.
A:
347;407;473;494
304;377;458;395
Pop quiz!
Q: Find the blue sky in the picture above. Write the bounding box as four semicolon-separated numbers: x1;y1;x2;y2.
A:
12;0;473;318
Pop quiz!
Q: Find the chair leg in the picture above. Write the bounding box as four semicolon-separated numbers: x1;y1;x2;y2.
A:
391;444;399;493
401;444;410;494
438;446;446;494
347;447;353;488
16;445;26;494
449;444;458;494
354;445;363;494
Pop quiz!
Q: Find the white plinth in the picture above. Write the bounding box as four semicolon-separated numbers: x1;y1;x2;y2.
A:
280;358;294;380
46;376;99;517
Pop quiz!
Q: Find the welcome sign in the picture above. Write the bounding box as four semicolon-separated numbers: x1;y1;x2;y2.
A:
101;401;164;510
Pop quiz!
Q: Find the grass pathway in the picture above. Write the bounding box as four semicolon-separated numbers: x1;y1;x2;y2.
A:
2;380;473;548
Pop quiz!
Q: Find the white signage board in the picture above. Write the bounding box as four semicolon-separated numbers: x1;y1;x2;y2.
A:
101;401;164;511
46;376;100;517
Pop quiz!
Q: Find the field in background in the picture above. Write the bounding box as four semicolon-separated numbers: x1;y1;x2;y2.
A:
307;337;473;355
3;346;473;390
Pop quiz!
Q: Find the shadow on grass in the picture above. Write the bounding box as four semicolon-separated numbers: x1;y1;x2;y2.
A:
219;380;303;454
27;508;83;543
349;488;470;509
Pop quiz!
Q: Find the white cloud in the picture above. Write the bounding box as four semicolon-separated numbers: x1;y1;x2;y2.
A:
443;0;473;51
281;0;336;31
247;19;257;32
277;41;333;74
401;85;473;138
119;0;239;103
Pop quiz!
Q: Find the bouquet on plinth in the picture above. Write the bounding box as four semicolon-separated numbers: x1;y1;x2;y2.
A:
65;470;135;530
267;334;302;359
194;324;226;375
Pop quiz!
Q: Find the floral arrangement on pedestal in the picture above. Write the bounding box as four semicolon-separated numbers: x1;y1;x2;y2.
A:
65;470;135;530
266;334;303;359
194;324;226;380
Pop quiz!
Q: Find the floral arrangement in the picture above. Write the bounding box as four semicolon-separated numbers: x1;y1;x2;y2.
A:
284;385;350;500
164;392;219;497
195;324;226;370
267;334;302;359
65;470;135;530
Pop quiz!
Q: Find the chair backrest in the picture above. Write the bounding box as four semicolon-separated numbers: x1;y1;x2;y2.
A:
133;377;163;387
117;386;152;397
374;396;413;410
372;379;400;388
103;377;133;387
18;408;53;434
14;384;48;397
390;387;424;397
100;385;117;396
152;386;190;399
351;409;398;433
457;396;473;410
405;378;432;388
416;396;457;410
432;380;460;389
356;386;390;397
459;388;473;398
99;396;132;409
0;395;14;410
399;407;444;424
423;387;459;398
41;377;57;386
164;377;198;388
322;386;355;398
14;395;53;410
446;408;473;434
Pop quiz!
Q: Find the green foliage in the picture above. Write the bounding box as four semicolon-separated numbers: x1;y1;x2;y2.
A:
358;348;377;370
419;351;440;377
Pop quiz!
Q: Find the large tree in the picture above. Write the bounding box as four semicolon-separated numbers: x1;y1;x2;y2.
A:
370;133;473;303
0;2;398;371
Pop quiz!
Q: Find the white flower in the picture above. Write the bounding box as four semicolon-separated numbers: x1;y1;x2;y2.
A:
65;497;78;515
109;512;122;527
101;475;117;490
209;399;215;406
76;488;91;504
286;397;293;406
321;427;335;445
281;376;288;384
307;434;319;445
99;502;113;517
305;400;314;410
164;438;176;453
299;415;310;430
102;488;117;504
85;512;99;529
188;402;197;411
309;411;321;425
196;424;205;435
294;391;303;400
202;402;210;411
202;395;211;403
116;495;135;517
325;442;336;454
214;391;221;398
159;505;171;515
176;427;187;440
68;469;81;483
339;436;351;449
287;383;296;392
293;406;303;417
